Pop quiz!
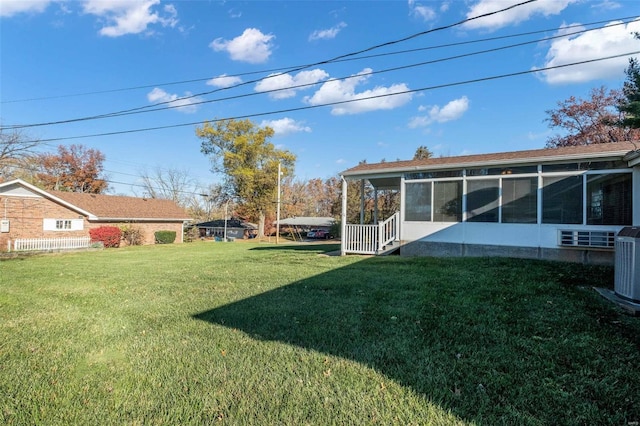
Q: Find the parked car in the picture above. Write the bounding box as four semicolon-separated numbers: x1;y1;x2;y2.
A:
307;229;331;239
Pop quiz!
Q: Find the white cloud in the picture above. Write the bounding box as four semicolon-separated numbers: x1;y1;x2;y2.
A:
146;88;201;113
83;0;178;37
309;22;347;41
305;68;413;115
206;74;243;88
260;118;311;136
210;28;275;64
0;0;52;17
462;0;578;31
408;0;436;21
536;19;640;84
408;96;469;128
255;69;329;99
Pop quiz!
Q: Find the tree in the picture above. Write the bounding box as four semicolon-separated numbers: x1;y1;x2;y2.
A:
413;145;433;160
545;86;640;148
36;144;108;193
0;129;42;181
196;118;296;236
618;57;640;129
139;166;196;206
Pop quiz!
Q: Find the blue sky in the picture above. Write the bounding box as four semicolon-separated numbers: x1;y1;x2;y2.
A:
1;0;639;196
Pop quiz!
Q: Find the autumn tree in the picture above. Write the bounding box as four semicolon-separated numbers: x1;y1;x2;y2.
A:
37;144;108;193
545;86;640;148
196;118;296;236
618;57;640;129
413;145;433;160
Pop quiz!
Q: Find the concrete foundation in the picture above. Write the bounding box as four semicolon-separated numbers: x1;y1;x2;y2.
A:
400;240;614;265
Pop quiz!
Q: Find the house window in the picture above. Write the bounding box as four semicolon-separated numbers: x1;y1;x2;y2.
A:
502;177;537;223
43;218;84;231
542;176;583;224
587;173;632;225
466;165;537;176
433;181;462;222
467;179;499;222
405;182;431;221
56;220;72;230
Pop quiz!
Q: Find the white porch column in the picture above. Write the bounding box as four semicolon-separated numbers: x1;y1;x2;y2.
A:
360;179;365;224
374;188;378;224
341;176;348;256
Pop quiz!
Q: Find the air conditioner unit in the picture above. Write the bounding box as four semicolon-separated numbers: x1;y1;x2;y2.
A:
614;227;640;303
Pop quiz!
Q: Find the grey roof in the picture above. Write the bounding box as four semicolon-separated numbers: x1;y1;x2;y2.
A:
276;216;336;227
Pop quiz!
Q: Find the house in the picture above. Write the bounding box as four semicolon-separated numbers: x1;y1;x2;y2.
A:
340;142;640;265
0;179;191;251
195;219;257;240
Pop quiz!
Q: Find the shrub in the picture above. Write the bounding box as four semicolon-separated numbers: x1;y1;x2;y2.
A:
90;226;122;248
184;226;199;243
155;230;176;244
120;224;144;246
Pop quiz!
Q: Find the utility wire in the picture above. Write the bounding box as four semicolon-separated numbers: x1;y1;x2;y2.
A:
4;13;633;104
14;50;638;144
2;0;541;128
4;16;637;130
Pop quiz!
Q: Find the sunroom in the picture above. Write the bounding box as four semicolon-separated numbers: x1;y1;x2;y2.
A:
339;142;640;264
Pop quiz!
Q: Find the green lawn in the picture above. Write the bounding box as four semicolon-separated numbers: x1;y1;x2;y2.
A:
1;242;639;425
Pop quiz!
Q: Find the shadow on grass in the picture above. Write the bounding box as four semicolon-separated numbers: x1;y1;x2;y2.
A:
193;255;638;424
249;242;340;253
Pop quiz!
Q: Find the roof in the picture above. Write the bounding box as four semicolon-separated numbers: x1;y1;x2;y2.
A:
276;216;336;227
0;179;190;221
341;142;640;177
50;191;191;221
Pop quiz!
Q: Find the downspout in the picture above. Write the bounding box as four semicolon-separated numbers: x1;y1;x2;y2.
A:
341;176;347;256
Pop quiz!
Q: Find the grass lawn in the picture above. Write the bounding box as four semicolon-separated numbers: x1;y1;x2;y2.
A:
1;241;639;425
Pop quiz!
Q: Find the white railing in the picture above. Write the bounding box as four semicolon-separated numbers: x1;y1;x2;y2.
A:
12;237;92;252
343;212;400;255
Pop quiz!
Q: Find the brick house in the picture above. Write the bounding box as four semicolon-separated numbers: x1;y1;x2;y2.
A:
0;179;191;251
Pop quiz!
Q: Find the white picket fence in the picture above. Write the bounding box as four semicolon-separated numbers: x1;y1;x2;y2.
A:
11;237;92;252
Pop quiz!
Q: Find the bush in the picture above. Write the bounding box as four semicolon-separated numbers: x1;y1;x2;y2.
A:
155;230;176;244
329;221;341;239
90;226;122;248
184;226;199;243
120;224;144;246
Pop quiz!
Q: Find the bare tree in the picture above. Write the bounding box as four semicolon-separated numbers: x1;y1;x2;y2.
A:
0;129;42;180
138;166;197;206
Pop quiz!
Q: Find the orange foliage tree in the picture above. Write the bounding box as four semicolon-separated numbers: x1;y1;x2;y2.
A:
37;144;108;193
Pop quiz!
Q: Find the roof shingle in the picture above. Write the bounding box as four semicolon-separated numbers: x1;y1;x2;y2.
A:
50;191;190;220
341;142;639;176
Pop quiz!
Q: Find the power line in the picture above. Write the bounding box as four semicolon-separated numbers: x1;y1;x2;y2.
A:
4;16;637;131
13;50;639;144
4;15;634;106
2;0;544;129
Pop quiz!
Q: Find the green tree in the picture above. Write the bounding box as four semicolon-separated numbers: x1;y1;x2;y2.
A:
196;119;296;236
618;57;640;129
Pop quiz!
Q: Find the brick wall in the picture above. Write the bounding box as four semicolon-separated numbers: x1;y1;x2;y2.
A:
0;195;184;251
0;196;89;251
87;222;184;245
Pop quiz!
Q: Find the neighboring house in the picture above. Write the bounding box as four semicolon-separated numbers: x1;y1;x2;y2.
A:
340;142;640;264
0;179;191;251
196;219;257;240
